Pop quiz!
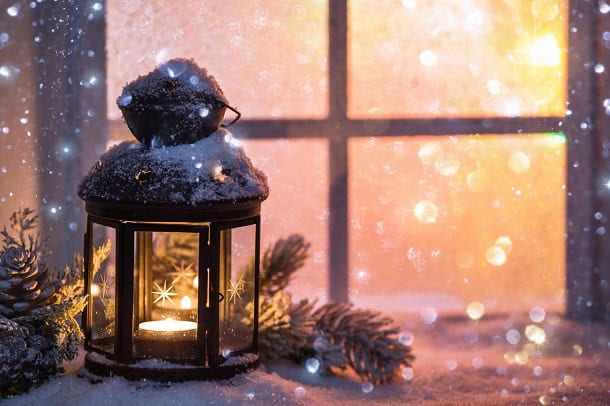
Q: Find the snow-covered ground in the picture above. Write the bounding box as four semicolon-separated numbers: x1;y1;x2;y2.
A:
5;313;610;405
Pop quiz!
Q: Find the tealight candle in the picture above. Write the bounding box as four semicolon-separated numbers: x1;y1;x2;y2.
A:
137;319;197;340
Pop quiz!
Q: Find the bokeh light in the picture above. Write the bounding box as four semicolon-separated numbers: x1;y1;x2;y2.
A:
525;324;546;344
414;200;439;224
508;151;531;174
466;301;485;321
486;245;507;266
529;306;546;323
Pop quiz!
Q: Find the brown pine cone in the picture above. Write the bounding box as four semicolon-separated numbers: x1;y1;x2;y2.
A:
0;246;54;317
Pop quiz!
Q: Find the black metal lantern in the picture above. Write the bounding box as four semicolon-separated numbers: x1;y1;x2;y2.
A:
77;59;269;381
80;201;264;381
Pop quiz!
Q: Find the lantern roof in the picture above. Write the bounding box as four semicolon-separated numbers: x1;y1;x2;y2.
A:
77;128;268;207
118;58;229;114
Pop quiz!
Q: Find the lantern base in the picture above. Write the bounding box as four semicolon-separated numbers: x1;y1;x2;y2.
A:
84;352;259;382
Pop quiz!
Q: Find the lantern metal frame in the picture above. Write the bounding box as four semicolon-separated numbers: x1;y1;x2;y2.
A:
82;199;262;381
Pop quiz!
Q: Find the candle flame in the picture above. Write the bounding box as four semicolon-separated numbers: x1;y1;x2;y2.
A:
90;283;101;297
181;296;192;309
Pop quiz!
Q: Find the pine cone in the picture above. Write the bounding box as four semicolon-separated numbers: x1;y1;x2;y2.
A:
0;246;54;317
0;317;29;387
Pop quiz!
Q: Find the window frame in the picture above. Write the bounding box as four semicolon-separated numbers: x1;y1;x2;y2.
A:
31;0;606;319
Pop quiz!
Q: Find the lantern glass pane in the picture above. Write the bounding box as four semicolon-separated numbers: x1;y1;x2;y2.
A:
219;225;256;356
348;134;566;314
348;0;568;118
90;223;117;353
132;231;200;359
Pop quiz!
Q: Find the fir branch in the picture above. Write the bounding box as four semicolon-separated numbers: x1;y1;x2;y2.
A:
0;208;88;396
2;208;39;249
311;303;414;384
260;234;310;297
253;292;315;360
50;253;85;304
1;208;40;255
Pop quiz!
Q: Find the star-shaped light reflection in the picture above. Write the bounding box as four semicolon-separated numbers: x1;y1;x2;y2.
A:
169;260;196;285
100;275;109;298
227;278;245;304
152;280;177;306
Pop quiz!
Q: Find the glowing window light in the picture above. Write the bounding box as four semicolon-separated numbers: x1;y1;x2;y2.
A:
419;50;438;67
526;34;561;67
414;200;439;223
401;0;416;9
508;151;531;174
417;143;441;165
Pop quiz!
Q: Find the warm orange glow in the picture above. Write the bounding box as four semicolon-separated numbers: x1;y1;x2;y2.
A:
107;0;328;120
349;134;566;313
348;0;568;118
526;34;562;67
525;324;546;344
90;283;101;297
106;2;567;314
213;165;227;182
508;151;531;174
414;200;439;224
486;245;507;266
180;296;192;310
244;139;329;303
495;236;513;255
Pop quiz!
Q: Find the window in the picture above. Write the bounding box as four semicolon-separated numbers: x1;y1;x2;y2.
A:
0;1;606;319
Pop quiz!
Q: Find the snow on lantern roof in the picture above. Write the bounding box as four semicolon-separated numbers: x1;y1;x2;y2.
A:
77;129;268;205
78;59;268;207
117;58;235;147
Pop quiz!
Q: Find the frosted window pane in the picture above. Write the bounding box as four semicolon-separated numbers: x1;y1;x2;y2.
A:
349;0;568;118
107;0;328;120
348;134;566;314
243;139;328;302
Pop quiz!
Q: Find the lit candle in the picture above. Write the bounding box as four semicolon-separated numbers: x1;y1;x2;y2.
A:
153;295;197;320
137;318;197;340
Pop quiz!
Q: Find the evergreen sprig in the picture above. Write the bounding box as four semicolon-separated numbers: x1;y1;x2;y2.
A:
0;208;86;397
254;292;315;360
253;234;414;384
1;208;40;251
310;303;414;384
259;234;310;297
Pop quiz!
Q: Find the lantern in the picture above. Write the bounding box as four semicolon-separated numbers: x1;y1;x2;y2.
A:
77;59;269;381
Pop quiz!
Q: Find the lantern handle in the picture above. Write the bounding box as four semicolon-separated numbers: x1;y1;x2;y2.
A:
221;104;241;128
